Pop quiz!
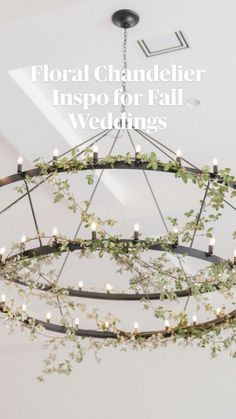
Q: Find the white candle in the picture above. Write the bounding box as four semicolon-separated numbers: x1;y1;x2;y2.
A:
176;149;182;164
213;158;218;175
91;223;97;240
46;312;51;322
17;156;23;172
53;149;59;161
208;237;215;254
0;247;6;263
74;318;80;327
93;145;98;163
233;249;236;265
134;223;140;240
216;307;221;317
165;319;170;330
52;227;58;237
134;322;139;332
135;145;141;161
78;281;83;290
106;283;112;293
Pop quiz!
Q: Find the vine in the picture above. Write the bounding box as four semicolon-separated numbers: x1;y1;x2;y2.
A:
0;150;235;380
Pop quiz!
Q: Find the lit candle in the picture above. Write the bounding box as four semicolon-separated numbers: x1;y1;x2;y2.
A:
46;312;51;322
21;304;28;320
104;321;110;329
165;319;171;331
106;283;112;293
93;145;98;164
74;318;80;328
17;156;23;173
213;158;218;175
91;222;97;240
53;149;59;161
52;227;58;245
192;315;197;325
233;249;236;265
135;145;141;161
78;281;83;291
21;235;26;249
52;227;58;237
208;237;215;255
134;223;140;241
216;307;221;317
176;150;182;164
134;322;139;332
1;294;6;303
0;247;6;263
22;303;27;312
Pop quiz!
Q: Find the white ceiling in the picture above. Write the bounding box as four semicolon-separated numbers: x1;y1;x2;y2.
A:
0;0;235;418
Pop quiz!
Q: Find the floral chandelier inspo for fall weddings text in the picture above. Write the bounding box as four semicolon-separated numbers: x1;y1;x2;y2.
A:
0;10;236;380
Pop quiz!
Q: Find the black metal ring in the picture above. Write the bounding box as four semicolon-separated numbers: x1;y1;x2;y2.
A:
0;161;235;189
0;303;235;340
0;159;235;338
0;162;234;301
3;239;228;301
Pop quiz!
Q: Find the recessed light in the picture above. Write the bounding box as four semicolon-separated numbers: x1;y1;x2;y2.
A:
186;98;201;107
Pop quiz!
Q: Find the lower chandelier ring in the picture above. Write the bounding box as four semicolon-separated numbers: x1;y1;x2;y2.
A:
0;303;235;340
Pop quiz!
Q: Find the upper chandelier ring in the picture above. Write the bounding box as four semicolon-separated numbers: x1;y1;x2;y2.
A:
0;157;236;190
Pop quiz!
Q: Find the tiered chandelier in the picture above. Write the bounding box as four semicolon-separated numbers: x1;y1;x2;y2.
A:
0;10;235;379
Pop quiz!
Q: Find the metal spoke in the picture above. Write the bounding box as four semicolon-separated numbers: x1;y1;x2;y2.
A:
24;179;42;247
127;130;169;233
133;128;175;161
129;130;197;304
0;129;113;217
183;181;210;311
46;128;110;163
190;181;210;248
137;128;200;171
73;128;114;159
55;129;121;283
142;171;169;233
135;129;236;212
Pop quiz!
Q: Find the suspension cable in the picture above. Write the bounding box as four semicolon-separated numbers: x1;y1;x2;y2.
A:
121;28;128;116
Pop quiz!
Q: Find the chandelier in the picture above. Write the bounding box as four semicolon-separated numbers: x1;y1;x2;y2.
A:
0;9;236;380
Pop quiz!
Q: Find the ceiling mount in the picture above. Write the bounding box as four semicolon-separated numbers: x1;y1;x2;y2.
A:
112;9;139;29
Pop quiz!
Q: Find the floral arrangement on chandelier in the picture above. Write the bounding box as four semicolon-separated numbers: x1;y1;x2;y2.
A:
0;127;235;381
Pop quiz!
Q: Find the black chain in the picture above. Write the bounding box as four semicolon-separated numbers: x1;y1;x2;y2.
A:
121;28;127;115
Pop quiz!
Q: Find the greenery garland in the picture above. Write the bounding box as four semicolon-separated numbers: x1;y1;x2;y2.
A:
0;149;235;380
